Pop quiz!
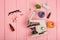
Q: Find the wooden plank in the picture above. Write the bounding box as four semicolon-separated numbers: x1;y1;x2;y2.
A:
47;0;57;40
5;0;17;40
17;0;27;40
0;0;4;40
57;0;60;40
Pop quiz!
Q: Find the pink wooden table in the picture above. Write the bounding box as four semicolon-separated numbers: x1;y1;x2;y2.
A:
0;0;60;40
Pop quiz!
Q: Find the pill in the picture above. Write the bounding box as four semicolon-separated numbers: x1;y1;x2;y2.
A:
38;11;45;18
35;4;41;9
47;21;54;28
9;24;15;31
47;12;51;19
42;3;50;10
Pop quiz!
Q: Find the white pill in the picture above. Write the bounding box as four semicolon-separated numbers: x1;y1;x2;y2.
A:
42;3;50;10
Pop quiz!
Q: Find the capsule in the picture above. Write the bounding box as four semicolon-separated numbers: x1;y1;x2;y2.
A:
42;3;50;10
9;24;15;31
47;12;51;19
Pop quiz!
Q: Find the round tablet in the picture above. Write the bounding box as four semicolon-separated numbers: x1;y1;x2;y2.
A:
38;11;45;18
47;21;54;28
35;4;41;9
